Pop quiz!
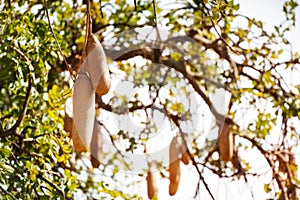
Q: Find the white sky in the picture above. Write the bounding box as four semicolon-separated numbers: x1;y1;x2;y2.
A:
237;0;300;52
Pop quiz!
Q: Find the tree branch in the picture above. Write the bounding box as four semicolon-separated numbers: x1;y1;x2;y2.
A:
38;173;65;198
105;47;232;125
7;74;32;133
239;134;289;199
0;120;4;134
0;185;18;200
43;0;75;81
3;46;33;134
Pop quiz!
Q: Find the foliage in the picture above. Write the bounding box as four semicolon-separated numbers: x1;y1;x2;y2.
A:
0;0;299;199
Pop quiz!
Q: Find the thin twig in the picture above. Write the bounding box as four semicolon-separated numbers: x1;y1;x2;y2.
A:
99;0;104;18
97;120;131;171
181;129;215;200
86;0;92;36
83;0;92;60
152;0;157;28
7;46;32;133
200;3;240;80
43;0;75;81
0;121;4;134
152;0;162;43
0;185;18;200
134;0;137;11
38;173;65;198
9;74;31;132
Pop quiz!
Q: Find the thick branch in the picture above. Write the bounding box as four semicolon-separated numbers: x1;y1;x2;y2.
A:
3;46;33;134
8;74;32;133
105;47;152;62
104;47;232;124
44;0;74;81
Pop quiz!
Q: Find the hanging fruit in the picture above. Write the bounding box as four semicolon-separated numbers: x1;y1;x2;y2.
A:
180;137;191;165
146;171;158;199
70;0;108;153
81;34;111;96
181;151;191;165
63;110;73;136
72;71;95;152
169;137;181;196
90;118;102;168
63;97;73;137
218;122;233;161
72;123;87;152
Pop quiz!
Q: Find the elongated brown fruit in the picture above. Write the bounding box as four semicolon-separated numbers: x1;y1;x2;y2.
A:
90;119;102;168
72;72;95;152
82;34;111;96
64;98;73;137
180;140;191;165
169;159;180;196
63;113;73;135
146;172;158;199
181;151;191;165
72;124;87;152
169;137;180;165
218;122;233;161
169;137;181;196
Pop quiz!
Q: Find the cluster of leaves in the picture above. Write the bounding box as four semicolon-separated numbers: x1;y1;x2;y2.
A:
0;0;300;199
0;4;73;198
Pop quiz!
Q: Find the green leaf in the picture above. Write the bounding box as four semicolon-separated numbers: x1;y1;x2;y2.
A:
264;184;271;193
